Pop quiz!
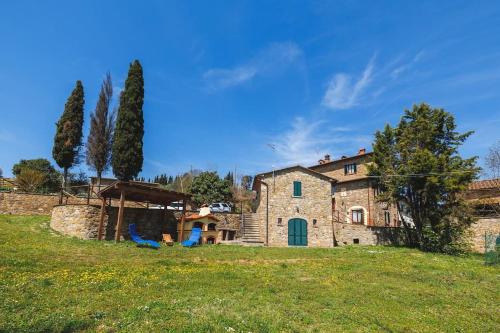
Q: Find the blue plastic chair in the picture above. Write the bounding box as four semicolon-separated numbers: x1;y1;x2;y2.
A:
128;224;160;249
181;227;202;247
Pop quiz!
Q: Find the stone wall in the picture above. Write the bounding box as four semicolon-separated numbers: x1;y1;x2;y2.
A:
255;169;334;247
50;204;178;241
333;179;399;227
310;153;372;183
50;204;243;242
2;192;62;215
51;204;106;240
0;191;144;215
469;218;500;253
333;222;411;246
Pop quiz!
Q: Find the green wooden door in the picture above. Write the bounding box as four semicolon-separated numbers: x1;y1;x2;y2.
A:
288;218;308;246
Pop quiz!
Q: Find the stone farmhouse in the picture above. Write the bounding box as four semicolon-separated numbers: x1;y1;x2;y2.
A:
247;149;401;247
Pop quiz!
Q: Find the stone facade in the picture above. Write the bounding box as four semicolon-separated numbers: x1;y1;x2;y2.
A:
252;152;403;247
311;152;399;227
254;168;335;247
310;153;373;183
469;218;500;253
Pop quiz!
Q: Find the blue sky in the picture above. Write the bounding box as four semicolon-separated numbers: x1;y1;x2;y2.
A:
1;1;500;179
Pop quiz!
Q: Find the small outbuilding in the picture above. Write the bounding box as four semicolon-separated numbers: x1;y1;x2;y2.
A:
179;213;220;244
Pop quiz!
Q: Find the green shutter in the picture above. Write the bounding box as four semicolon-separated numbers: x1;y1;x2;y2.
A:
293;181;302;197
288;219;295;246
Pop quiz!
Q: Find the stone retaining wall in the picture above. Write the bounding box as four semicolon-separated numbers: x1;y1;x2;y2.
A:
50;204;242;241
51;204;106;240
333;222;411;246
50;204;179;241
0;191;155;215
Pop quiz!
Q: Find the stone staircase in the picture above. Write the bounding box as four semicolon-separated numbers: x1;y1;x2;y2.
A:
241;213;264;245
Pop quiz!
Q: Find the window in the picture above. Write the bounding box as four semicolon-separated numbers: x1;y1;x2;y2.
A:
353;238;360;244
331;184;335;195
351;209;364;224
384;211;391;227
293;181;302;197
373;185;385;197
344;163;357;175
208;223;216;231
277;218;282;225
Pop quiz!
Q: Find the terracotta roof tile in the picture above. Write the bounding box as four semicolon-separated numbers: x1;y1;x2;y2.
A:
468;179;500;190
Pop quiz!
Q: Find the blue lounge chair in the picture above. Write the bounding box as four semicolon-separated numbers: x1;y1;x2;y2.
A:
128;224;160;249
181;227;202;247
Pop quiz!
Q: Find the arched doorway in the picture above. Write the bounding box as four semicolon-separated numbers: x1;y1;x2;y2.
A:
288;218;307;246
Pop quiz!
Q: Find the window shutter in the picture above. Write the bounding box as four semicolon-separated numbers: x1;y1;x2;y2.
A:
293;181;302;196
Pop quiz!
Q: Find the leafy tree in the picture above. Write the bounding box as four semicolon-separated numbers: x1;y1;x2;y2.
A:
86;73;114;184
241;175;253;191
112;60;144;181
188;171;232;207
369;103;479;254
16;169;46;192
485;140;500;178
12;158;61;193
52;80;85;189
224;171;234;184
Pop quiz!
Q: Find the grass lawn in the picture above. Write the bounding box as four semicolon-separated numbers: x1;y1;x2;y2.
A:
0;215;498;332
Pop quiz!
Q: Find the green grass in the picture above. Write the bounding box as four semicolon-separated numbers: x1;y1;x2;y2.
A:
0;215;498;332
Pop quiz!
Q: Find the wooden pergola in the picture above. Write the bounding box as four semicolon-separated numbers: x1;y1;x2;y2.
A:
97;181;191;242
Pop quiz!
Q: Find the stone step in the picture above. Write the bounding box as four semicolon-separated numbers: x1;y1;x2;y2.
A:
242;238;262;243
243;225;260;229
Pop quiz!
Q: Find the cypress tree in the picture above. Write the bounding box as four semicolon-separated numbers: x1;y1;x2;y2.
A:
86;73;114;185
112;60;144;181
52;80;85;189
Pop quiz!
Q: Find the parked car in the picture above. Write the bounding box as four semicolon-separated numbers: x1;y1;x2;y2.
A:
167;201;184;211
209;202;231;213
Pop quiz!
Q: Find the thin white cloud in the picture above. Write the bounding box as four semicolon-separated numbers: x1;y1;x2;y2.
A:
203;67;258;91
390;50;425;79
267;117;371;166
322;57;375;110
202;42;303;92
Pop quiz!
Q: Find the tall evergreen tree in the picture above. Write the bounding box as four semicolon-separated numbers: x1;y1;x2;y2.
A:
52;80;85;189
369;103;479;253
86;73;114;185
112;60;144;180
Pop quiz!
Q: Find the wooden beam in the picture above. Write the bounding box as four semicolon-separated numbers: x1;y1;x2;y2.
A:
97;197;106;241
115;190;126;242
179;200;187;242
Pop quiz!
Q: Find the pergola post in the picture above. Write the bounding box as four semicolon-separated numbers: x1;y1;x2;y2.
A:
115;190;126;242
179;200;187;242
97;197;106;241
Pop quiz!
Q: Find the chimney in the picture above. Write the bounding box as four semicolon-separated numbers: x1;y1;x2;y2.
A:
358;148;366;155
324;154;331;162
